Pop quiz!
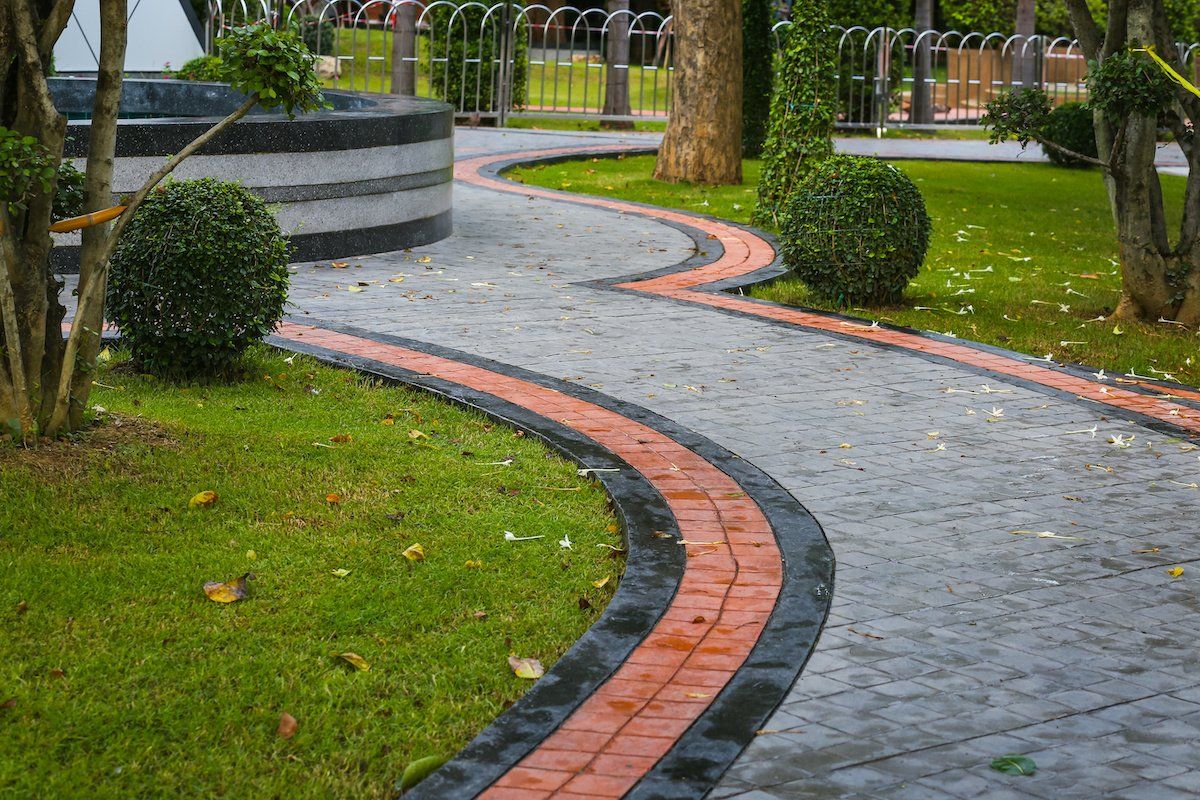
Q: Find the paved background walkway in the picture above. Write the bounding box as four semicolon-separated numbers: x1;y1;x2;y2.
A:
278;128;1200;799
64;128;1200;798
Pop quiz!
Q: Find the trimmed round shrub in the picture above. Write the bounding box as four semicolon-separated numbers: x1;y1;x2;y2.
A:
107;179;290;379
1042;102;1099;168
173;54;224;82
779;155;932;307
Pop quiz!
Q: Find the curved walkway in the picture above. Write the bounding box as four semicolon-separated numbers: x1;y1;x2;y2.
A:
285;129;1200;799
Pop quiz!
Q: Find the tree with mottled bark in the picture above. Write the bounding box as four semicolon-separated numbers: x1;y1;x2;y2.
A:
0;11;325;442
654;0;743;184
986;0;1200;325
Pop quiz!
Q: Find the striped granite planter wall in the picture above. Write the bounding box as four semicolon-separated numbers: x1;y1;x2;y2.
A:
50;78;453;271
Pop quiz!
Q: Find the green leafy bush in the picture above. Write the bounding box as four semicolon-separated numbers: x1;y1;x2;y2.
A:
0;127;56;210
52;160;85;221
1087;49;1176;121
779;155;931;307
106;179;290;379
754;0;837;226
742;0;774;156
295;14;335;55
217;23;328;118
826;0;909;28
1041;102;1098;167
173;55;225;82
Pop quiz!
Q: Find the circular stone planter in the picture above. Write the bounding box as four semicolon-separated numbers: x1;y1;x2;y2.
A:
50;77;453;272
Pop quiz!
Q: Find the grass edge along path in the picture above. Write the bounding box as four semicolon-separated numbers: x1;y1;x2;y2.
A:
0;347;620;800
509;154;1200;389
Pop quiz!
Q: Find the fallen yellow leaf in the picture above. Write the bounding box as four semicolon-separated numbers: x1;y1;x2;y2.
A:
403;543;425;562
685;691;712;699
326;493;341;505
592;576;610;589
189;490;218;508
203;573;252;604
330;434;352;444
331;568;351;578
507;656;544;680
408;429;428;439
1167;566;1184;578
464;560;482;569
338;652;369;671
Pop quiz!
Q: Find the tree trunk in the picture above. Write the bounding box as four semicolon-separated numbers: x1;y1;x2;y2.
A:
911;0;933;125
1013;0;1039;91
390;2;417;96
602;0;632;130
654;0;742;185
64;0;127;432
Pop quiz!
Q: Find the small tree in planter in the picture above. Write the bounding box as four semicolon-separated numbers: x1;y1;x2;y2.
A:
983;0;1200;325
753;0;837;227
0;15;324;442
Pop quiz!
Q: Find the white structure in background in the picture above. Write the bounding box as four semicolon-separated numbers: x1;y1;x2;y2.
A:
54;0;205;73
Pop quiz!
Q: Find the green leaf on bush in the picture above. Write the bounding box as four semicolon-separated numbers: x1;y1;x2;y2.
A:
990;755;1037;776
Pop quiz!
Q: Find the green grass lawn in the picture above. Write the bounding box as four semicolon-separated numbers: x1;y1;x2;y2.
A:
510;155;1200;388
0;347;620;799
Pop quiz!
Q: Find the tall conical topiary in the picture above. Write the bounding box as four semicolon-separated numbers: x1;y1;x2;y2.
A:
753;0;837;227
742;0;774;156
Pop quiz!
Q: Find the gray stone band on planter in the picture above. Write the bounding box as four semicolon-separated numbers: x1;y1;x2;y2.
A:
49;78;453;271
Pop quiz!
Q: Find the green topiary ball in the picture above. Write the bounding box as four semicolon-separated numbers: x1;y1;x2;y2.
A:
1041;102;1098;168
779;155;932;307
173;54;224;82
107;179;290;379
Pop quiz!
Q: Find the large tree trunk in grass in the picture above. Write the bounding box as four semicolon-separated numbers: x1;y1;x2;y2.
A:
1058;0;1200;325
653;0;742;185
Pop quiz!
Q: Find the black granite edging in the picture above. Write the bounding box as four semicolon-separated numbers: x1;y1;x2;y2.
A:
274;319;834;800
52;210;453;274
485;147;1200;434
56;80;454;157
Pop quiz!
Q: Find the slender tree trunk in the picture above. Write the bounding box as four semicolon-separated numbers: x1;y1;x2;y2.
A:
911;0;934;124
654;0;742;184
602;0;632;130
65;0;127;432
390;2;417;95
1013;0;1039;91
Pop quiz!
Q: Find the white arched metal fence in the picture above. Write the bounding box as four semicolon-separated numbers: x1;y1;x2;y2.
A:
205;2;1200;129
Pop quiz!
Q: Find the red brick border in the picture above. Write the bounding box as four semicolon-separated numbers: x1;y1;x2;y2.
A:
272;322;782;799
460;148;1200;435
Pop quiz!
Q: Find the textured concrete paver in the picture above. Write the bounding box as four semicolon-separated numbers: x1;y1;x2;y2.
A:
283;128;1200;798
79;127;1200;797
